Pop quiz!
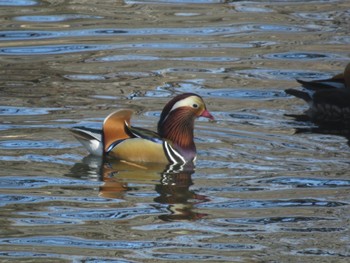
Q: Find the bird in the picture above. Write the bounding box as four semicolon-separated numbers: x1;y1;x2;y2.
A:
285;62;350;123
70;93;214;165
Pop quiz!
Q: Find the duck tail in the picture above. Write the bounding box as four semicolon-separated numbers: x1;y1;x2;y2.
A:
69;127;103;155
285;88;312;102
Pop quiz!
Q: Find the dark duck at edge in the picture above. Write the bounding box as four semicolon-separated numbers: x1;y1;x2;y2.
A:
285;62;350;123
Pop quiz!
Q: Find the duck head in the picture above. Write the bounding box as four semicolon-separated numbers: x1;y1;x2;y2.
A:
157;93;214;160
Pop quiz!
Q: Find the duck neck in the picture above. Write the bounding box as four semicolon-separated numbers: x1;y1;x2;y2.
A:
158;108;196;157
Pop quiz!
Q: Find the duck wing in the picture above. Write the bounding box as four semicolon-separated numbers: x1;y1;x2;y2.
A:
107;138;170;163
296;77;345;90
126;125;163;143
287;75;346;102
104;110;175;163
109;123;187;164
70;127;102;141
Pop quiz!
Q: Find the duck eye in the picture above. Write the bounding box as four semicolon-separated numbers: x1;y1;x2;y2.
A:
192;103;198;108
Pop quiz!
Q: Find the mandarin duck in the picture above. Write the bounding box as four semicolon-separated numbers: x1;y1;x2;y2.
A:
285;62;350;123
70;93;214;164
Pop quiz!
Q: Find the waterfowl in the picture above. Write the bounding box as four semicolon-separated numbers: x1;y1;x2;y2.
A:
285;62;350;123
70;93;214;164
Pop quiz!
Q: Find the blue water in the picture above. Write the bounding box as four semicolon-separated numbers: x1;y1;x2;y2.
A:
0;0;349;262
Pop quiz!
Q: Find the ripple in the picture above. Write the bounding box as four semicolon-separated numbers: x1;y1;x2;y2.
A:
259;177;350;188
63;74;108;81
14;14;102;22
148;252;238;261
205;89;288;100
0;194;120;207
0;251;68;261
0;250;135;263
196;185;265;193
125;0;230;4
196;159;283;171
197;199;348;209
0;31;55;40
91;54;238;62
64;71;157;81
0;44;115;55
0;176;99;189
174;12;200;16
295;248;350;257
163;67;223;74
264;52;340;60
329;36;350;44
221;216;335;225
144;90;173;98
0;26;248;41
0;154;80;165
20;205;168;220
93;54;161;62
13;218;81;226
0;235;262;260
0;123;80;131
281;227;344;233
228;113;261;120
0;140;75;149
294;11;339;21
0;0;37;6
90;95;122;101
0;25;311;42
156;80;205;93
235;4;272;13
234;69;332;81
248;24;306;32
179;56;239;62
0;251;134;263
0;236;157;249
0;42;253;56
0;106;60;115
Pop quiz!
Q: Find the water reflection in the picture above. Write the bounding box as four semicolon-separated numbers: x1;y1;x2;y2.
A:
67;156;208;221
155;169;208;221
295;125;350;147
286;113;350;146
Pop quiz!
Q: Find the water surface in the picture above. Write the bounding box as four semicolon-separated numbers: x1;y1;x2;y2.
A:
0;0;349;262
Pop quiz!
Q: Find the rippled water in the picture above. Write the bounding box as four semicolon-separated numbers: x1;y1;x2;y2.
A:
1;0;350;262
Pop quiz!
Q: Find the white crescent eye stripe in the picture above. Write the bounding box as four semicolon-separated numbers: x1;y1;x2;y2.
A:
169;96;202;113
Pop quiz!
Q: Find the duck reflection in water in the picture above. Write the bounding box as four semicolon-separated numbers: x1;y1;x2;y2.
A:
285;105;350;146
67;156;209;221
